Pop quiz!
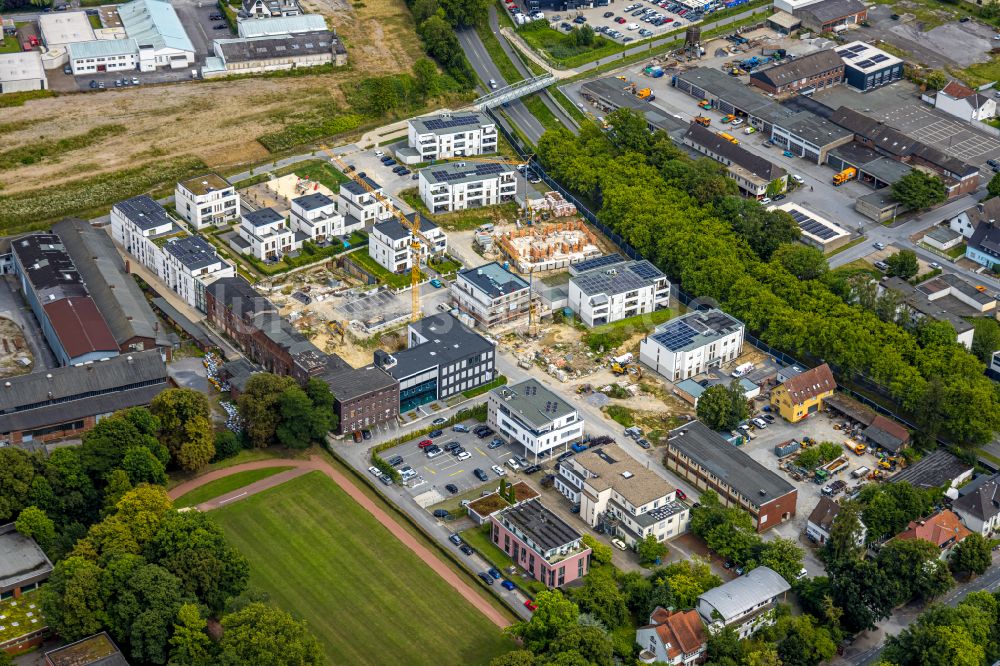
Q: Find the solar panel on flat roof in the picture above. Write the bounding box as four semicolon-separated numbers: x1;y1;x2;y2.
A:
870;54;889;64
854;59;875;68
799;219;838;240
572;254;623;272
629;262;662;280
841;52;858;59
423;115;481;131
651;320;700;351
849;44;867;53
788;210;808;223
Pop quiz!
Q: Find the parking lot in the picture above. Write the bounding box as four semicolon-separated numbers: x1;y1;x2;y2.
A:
340;149;422;197
543;0;704;44
380;420;540;506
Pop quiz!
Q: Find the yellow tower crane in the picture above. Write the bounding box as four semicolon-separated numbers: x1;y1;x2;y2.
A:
321;146;435;322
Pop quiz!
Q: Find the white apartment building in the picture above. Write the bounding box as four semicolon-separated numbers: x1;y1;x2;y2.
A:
696;567;790;639
368;213;447;273
451;262;535;329
289;192;354;243
160;235;235;311
556;444;689;547
110;195;233;312
639;309;745;382
488;379;584;459
174;173;240;230
403;112;498;163
338;176;390;228
238;207;300;261
568;258;670;328
419;162;517;214
111;194;180;275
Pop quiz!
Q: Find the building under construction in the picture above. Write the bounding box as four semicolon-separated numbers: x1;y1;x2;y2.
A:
497;220;602;273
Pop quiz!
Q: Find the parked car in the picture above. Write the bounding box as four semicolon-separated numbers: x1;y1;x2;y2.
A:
929;262;941;269
476;428;495;439
488;438;504;450
675;488;687;500
501;580;516;591
506;458;521;471
367;466;382;476
379;474;393;486
611;538;628;551
426;447;443;458
478;572;494;585
637;438;651;449
603;11;614;17
433;509;450;518
791;174;805;184
762;414;775;423
444;442;461;452
524;599;538;611
399;168;411;176
388;455;404;467
452;424;469;433
418;439;434;449
474;468;489;482
874;260;889;272
773;193;786;201
760;197;772;205
445;483;459;494
449;534;462;546
429;429;443;438
89;80;98;88
460;544;474;555
457;451;472;461
873;241;886;250
430;278;443;288
523;464;541;474
751;417;768;429
491;464;506;477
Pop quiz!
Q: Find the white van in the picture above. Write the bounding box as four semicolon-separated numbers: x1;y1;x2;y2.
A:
627;23;640;30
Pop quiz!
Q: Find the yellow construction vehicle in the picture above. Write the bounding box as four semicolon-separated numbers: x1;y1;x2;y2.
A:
611;362;643;378
694;116;711;127
845;440;866;455
329;320;346;342
321;146;432;322
636;88;653;99
832;167;857;186
716;132;739;145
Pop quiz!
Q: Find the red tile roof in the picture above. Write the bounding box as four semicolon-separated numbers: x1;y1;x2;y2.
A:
942;81;975;100
42;297;119;360
896;509;972;548
781;363;836;405
645;608;706;659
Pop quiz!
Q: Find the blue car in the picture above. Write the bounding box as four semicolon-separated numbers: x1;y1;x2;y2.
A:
430;278;443;288
501;580;516;591
488;568;501;580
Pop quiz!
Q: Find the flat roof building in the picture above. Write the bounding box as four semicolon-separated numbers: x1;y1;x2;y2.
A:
38;11;95;50
768;202;851;252
321;363;399;435
403;111;498;164
639;309;745;382
44;632;128;666
891;449;974;491
836;41;903;92
237;13;326;37
451;262;536;330
211;30;347;75
488;379;583;459
419;161;517;214
878;274;997;349
0;52;47;94
491;498;591;588
665;420;797;532
568;258;669;328
0;522;53;597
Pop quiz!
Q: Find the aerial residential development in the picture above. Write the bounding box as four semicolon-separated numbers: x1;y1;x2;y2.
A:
3;0;1000;664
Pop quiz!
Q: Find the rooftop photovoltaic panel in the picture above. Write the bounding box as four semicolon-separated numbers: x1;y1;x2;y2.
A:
799;219;837;240
652;320;700;352
629;261;662;280
849;44;867;53
854;59;874;68
572;254;624;273
870;54;889;63
789;210;808;223
422;115;481;131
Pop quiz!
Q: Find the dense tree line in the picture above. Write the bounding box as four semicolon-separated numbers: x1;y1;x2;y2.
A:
696;381;750;431
880;591;1000;666
403;0;483;87
536;109;1000;445
236;374;336;448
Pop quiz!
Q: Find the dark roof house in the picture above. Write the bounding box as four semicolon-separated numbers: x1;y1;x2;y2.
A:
862;414;911;453
750;49;844;92
683;122;787;182
779;363;836;404
891;449;974;490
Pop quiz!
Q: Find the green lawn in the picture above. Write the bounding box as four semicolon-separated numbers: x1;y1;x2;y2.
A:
0;37;21;54
211;472;513;665
175;467;292;507
347;248;421;288
522;94;563;133
476;23;523;85
581;308;674;352
292;159;350;191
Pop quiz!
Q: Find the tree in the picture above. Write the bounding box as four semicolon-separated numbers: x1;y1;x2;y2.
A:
885;250;919;280
971;318;1000;364
821;500;864;566
828;558;896;631
168;603;216;666
877;538;952;603
150;389;211;461
548;625;613;666
276;386;327;449
773;244;827;281
105;561;187;665
606;108;653;155
572;567;629;630
988;171;1000;198
84;485;174;559
176;416;215;472
418;14;473;85
714;196;800;260
145;510;250;614
636;534;667;566
40;556;107;641
581;534;612;566
121;447;168;486
237;373;296;448
212;431;242;462
412;57;440;98
891;170;946;210
0;447;36;521
80;412;162;481
490;652;536;666
950;533;991;576
511;589;579;653
696;381;749;432
755;537;804;584
218;603;323;666
15;506;56;554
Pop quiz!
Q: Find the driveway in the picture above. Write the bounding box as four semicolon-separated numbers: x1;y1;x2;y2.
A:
172;0;228;58
167;356;209;392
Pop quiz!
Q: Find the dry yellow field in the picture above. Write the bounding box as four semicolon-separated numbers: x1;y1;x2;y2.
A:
0;0;423;196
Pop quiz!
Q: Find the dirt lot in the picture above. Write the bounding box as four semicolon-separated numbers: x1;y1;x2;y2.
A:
0;0;424;197
0;317;33;378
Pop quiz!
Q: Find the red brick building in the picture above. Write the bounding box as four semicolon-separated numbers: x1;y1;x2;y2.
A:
665;421;797;532
749;49;844;95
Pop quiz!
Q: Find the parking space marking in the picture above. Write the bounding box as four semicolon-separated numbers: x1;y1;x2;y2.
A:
448;470;463;477
475;447;486;456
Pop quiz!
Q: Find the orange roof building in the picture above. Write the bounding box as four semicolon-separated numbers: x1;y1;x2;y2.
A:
771;363;836;423
637;607;707;665
894;509;972;556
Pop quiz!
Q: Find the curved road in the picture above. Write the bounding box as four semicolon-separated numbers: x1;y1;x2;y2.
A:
169;456;512;629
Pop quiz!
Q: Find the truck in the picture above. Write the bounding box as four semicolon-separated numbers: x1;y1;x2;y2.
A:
636;88;653;100
813;468;830;483
699;99;713;110
716;132;739;145
694;116;711;127
644;65;664;77
851;466;871;479
822;480;848;496
832;167;857;186
731;362;754;377
774;440;801;458
844;439;866;455
721;114;737;123
823;456;850;475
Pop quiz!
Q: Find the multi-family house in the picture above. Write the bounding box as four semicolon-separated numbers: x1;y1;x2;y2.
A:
636;608;707;666
238;207;300;261
419;162;517;213
404;112;498;162
568;258;670;327
556;445;689;546
770;363;836;422
490;498;591;588
160;235;235;311
450;262;537;329
174;174;240;230
338;176;390;228
488;379;584;460
368;214;447;273
289;193;352;244
696;567;790;638
639;309;745;382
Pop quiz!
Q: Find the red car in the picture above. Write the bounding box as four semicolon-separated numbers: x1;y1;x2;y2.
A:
616;16;627;23
524;599;538;612
418;439;434;449
664;17;674;22
675;488;687;500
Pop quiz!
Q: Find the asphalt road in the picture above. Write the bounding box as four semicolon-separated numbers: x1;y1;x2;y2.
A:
456;26;547;144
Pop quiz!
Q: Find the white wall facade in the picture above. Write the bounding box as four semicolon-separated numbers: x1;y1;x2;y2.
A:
161;246;234;311
175;182;240;230
419;170;517;213
936;93;997;123
568;276;669;328
640;326;744;382
238;215;299;260
487;395;584;458
110;206;171;275
289;197;346;242
406;119;498;161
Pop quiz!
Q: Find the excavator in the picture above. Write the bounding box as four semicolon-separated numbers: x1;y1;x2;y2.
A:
611;362;642;379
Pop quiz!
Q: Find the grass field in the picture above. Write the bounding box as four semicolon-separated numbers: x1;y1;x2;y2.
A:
175;467;292;506
211;472;513;665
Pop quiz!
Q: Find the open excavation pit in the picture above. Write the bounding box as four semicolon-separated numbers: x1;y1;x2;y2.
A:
496;220;602;273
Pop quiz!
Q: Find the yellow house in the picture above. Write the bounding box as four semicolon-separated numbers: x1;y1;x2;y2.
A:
771;363;836;423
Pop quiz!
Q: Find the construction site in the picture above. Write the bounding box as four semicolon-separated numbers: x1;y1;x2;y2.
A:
0;317;34;378
495;219;603;274
240;173;336;217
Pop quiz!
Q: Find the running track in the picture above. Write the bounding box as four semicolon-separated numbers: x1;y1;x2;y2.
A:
168;456;512;629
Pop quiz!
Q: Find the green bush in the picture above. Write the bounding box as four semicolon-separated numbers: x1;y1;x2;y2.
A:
0;90;55;108
605;405;634;428
258;111;365;153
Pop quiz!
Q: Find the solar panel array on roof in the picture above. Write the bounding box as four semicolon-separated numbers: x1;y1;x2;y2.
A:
571;254;624;273
652;320;700;351
629;261;662;280
430;162;505;182
789;209;838;241
423;115;482;131
855;59;874;68
870;54;888;63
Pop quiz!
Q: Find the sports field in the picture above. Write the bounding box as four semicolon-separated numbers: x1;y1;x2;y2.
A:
211;471;513;665
174;467;292;507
